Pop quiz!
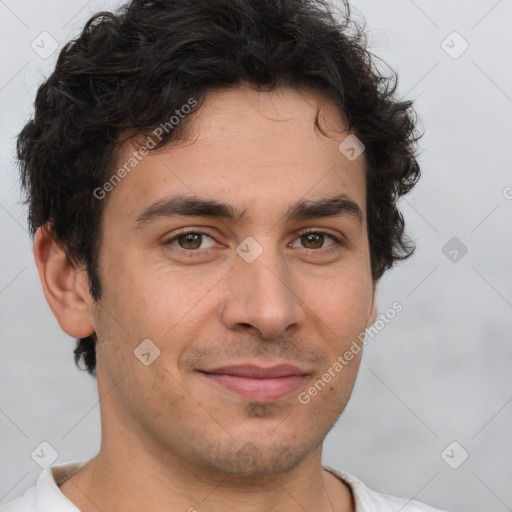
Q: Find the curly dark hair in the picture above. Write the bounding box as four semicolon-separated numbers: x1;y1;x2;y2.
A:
17;0;421;377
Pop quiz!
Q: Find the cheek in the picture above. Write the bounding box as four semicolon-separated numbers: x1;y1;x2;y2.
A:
101;256;225;356
305;269;373;335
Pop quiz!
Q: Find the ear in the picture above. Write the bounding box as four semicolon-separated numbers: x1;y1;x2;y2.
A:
33;225;96;338
367;285;377;327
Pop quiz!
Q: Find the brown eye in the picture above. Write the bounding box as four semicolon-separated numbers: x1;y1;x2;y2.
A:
300;232;325;249
165;231;216;251
177;233;202;249
292;231;339;251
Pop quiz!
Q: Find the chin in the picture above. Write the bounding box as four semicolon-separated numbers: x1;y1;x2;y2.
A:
200;439;311;477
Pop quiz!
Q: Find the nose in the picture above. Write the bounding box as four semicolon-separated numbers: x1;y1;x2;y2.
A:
220;246;306;340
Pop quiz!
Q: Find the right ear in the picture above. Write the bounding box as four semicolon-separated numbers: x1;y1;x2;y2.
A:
33;225;96;339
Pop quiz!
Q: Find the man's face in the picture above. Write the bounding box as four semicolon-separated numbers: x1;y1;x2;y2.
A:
91;85;375;476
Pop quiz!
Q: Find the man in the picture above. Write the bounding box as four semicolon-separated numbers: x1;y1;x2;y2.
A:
2;0;450;510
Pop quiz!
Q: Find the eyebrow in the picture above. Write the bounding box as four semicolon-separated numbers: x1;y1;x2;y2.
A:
133;193;363;227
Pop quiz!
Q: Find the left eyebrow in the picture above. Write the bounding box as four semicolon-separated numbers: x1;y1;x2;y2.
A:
132;193;363;228
284;195;363;224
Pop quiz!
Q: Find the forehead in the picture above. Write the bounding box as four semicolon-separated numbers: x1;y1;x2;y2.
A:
101;85;367;226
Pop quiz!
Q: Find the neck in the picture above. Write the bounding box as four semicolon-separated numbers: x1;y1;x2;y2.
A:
59;437;354;512
58;374;354;512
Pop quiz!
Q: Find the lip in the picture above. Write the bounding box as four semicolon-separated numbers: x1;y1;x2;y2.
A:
199;364;309;402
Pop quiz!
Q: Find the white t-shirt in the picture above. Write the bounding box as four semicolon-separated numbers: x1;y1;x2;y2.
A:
0;458;450;512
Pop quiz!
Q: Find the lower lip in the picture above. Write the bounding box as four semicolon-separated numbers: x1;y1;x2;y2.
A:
201;373;308;402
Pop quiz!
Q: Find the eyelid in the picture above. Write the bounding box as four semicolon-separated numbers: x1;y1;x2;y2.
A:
168;227;215;237
163;228;219;246
163;227;345;255
164;227;342;242
294;227;344;243
297;227;340;237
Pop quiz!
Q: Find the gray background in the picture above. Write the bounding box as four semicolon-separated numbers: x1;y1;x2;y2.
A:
1;1;511;511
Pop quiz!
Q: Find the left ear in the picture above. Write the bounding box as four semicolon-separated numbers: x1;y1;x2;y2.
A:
367;287;377;326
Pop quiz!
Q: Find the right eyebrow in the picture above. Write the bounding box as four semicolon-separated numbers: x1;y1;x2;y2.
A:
133;195;248;228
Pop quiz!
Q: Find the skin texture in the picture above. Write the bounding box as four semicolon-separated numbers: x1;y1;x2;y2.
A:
34;85;377;512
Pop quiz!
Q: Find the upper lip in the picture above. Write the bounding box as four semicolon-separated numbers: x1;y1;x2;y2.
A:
200;364;308;379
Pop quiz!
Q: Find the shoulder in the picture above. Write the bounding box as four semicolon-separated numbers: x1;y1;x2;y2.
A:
0;458;90;512
323;465;451;512
0;486;37;512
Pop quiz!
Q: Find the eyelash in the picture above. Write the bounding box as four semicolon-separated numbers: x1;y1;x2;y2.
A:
163;228;344;257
